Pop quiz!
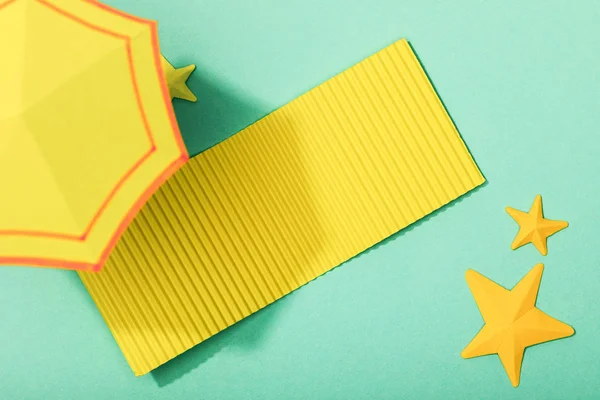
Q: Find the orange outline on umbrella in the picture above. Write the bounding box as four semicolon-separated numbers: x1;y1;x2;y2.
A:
0;0;189;271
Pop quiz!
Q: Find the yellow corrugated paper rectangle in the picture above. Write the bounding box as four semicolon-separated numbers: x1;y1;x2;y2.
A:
79;39;485;376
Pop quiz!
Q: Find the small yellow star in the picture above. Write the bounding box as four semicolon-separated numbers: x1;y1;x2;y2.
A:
462;264;574;387
505;194;568;256
160;55;197;102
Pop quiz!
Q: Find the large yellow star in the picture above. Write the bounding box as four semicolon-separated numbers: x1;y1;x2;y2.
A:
461;264;574;387
160;55;197;102
506;194;568;256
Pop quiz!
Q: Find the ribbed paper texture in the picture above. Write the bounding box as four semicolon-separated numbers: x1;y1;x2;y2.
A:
79;39;485;375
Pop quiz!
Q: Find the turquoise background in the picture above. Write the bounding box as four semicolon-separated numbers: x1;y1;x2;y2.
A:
1;0;599;398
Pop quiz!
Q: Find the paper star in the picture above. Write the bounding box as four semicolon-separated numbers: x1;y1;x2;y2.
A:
506;195;568;256
160;55;197;102
461;264;574;387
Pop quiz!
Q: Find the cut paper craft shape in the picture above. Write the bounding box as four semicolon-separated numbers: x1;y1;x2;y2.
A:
506;195;568;256
161;55;197;102
79;39;485;375
462;264;574;387
0;0;188;271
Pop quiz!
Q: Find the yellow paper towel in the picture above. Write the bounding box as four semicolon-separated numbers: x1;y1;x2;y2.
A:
79;39;485;375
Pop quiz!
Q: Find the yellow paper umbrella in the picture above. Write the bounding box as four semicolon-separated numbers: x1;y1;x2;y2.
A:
0;0;189;271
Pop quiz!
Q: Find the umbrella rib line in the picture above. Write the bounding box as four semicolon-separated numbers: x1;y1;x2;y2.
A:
0;155;188;270
1;0;165;241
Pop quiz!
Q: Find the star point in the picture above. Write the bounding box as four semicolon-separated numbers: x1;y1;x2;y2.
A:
506;195;568;256
160;55;197;102
462;264;574;387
